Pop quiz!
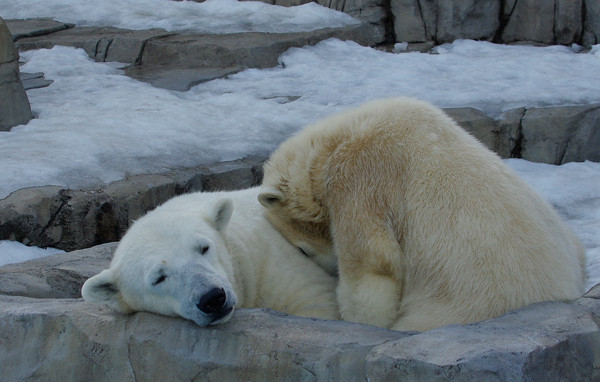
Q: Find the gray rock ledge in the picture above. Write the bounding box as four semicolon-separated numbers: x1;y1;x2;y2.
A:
0;263;598;380
7;18;382;91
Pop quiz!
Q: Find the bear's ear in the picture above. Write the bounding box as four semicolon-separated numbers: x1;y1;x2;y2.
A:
81;269;123;311
210;198;233;231
258;188;284;209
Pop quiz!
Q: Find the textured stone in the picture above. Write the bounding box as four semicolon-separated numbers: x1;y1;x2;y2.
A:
366;301;600;381
502;0;555;44
0;17;33;131
390;0;429;42
0;287;598;381
14;25;170;64
0;242;115;298
501;0;584;45
583;0;600;45
520;103;600;164
393;0;501;44
444;107;521;158
317;0;388;40
20;71;53;90
555;0;584;45
126;23;382;90
124;66;241;91
4;17;73;41
0;295;408;382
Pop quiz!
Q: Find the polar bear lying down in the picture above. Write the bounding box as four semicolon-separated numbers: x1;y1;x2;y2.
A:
82;187;339;327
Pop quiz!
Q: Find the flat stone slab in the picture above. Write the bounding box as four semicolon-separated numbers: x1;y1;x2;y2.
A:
125;66;242;91
20;72;53;90
6;18;381;90
12;24;171;64
0;242;116;298
0;280;598;381
4;18;73;41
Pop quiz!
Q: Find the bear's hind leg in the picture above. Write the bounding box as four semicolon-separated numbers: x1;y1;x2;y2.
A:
390;296;465;332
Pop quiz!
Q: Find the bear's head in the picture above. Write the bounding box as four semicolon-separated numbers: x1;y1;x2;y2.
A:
259;183;337;276
82;197;238;327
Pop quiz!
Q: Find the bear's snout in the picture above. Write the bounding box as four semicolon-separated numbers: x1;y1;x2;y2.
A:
197;287;229;316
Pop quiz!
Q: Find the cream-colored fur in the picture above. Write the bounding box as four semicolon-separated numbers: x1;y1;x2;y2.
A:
82;187;339;327
259;97;586;331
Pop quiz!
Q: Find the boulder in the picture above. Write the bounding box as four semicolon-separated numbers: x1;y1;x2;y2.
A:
317;0;388;41
520;103;600;164
9;18;381;91
389;0;429;42
583;0;600;46
371;0;595;46
0;242;116;298
13;25;170;64
367;299;600;381
126;22;382;91
501;0;583;45
0;243;598;381
4;17;73;41
0;296;409;381
444;107;522;158
0;17;33;131
392;0;500;43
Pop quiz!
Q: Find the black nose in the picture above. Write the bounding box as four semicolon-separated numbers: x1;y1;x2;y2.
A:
197;287;227;314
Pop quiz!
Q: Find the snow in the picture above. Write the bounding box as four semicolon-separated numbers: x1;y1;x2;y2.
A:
0;241;64;266
0;1;599;289
0;0;359;33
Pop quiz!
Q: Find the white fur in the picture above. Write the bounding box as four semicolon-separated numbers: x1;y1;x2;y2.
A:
260;97;587;331
82;187;339;327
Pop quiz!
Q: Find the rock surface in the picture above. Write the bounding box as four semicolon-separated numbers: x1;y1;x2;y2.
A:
0;17;32;131
314;0;599;46
0;244;598;381
8;18;382;91
0;242;116;298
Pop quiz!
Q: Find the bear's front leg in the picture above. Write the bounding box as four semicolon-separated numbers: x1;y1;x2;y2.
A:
331;214;404;329
337;271;401;328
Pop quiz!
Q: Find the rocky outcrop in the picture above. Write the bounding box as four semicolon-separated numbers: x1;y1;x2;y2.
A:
8;18;382;91
0;17;32;131
0;245;598;381
0;243;116;298
278;0;600;46
317;0;390;41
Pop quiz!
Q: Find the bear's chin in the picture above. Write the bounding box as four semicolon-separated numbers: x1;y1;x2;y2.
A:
208;307;235;326
190;306;235;327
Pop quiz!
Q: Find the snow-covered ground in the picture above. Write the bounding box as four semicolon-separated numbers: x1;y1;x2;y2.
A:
0;0;359;33
0;0;598;289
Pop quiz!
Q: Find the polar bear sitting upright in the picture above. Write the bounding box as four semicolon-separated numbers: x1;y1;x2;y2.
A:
259;97;586;332
82;187;339;327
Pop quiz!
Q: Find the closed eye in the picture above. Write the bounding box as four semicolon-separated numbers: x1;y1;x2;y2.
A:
298;247;309;257
152;274;167;286
196;244;210;255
